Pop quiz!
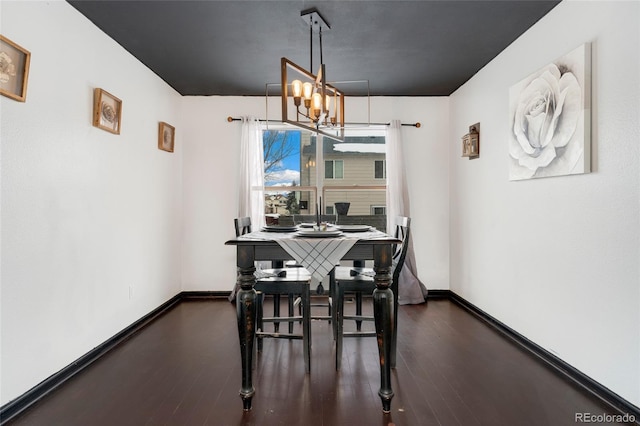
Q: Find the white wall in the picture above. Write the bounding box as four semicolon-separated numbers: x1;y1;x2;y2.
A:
449;0;639;406
1;1;183;405
180;96;451;293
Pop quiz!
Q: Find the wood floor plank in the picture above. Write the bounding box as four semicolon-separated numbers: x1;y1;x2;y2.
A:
6;298;629;426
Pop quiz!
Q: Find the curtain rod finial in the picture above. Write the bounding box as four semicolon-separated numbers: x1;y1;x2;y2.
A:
415;122;421;128
227;116;234;122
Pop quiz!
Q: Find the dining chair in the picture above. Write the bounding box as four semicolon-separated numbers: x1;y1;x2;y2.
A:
234;217;312;373
333;216;411;370
235;217;304;334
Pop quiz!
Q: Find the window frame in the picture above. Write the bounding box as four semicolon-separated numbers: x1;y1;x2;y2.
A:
374;159;386;179
370;205;387;215
260;126;389;221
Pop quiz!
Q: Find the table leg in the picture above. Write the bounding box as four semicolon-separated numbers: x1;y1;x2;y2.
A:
391;273;399;368
236;246;257;411
373;244;395;413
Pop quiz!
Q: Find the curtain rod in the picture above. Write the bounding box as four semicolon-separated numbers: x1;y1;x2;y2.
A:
226;116;421;128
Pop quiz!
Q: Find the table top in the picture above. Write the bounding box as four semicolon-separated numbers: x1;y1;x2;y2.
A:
225;227;400;246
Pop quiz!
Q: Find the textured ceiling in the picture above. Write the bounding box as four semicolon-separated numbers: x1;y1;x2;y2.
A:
68;0;560;96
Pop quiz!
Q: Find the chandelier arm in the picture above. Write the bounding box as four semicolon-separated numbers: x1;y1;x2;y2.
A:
293;108;314;123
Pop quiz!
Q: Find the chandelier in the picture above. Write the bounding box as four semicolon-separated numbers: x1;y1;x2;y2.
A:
280;8;346;141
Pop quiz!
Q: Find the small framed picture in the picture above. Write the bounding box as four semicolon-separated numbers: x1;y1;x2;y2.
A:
158;121;175;152
0;35;31;102
461;123;480;159
93;88;122;134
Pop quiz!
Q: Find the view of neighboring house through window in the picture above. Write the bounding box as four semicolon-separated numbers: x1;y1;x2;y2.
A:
262;126;387;229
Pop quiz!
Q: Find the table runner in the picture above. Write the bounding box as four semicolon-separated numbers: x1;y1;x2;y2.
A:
238;229;388;282
276;237;357;282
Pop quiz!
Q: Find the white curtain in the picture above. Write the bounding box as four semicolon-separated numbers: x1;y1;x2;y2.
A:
386;120;428;304
238;116;265;230
230;116;264;301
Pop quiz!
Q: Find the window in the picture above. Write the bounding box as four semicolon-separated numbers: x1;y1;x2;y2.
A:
374;160;386;179
262;129;311;216
325;160;344;179
322;133;386;227
261;128;388;231
371;206;386;215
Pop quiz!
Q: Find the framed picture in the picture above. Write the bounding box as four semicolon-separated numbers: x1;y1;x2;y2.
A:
461;124;480;159
93;88;122;134
0;35;31;102
158;121;175;152
508;43;591;180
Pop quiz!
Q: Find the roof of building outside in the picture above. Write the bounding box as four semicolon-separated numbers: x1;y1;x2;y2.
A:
303;136;386;155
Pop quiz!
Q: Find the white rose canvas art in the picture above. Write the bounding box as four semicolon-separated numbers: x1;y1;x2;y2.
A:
508;43;591;181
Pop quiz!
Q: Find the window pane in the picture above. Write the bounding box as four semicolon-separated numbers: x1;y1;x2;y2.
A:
263;130;301;188
335;160;343;179
325;160;334;179
264;189;316;224
326;188;386;215
375;160;384;179
262;129;309;222
321;133;387;231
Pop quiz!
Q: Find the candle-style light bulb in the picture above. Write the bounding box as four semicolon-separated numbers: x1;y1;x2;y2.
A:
292;80;302;97
292;79;302;107
312;92;322;121
302;82;313;99
302;82;313;109
324;94;332;125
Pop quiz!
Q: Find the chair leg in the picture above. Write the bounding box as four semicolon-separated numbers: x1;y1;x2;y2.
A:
288;293;295;333
328;283;333;318
353;261;366;332
273;294;281;332
355;292;363;331
302;285;311;373
335;284;344;371
330;269;337;339
257;292;264;351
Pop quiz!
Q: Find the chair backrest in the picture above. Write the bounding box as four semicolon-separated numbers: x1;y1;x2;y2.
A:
391;216;411;287
234;216;252;237
234;217;284;268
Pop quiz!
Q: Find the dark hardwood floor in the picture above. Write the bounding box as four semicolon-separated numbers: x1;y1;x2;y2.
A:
6;298;631;426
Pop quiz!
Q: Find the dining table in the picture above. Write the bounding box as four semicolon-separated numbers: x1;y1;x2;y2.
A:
225;224;400;413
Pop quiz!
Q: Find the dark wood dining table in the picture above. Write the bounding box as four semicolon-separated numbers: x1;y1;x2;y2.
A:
225;228;400;413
